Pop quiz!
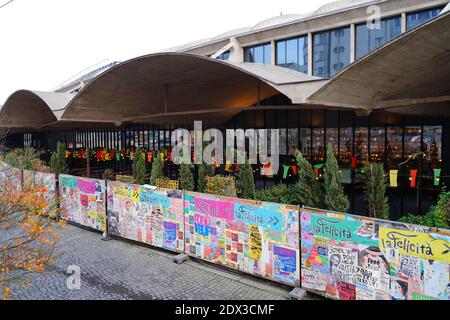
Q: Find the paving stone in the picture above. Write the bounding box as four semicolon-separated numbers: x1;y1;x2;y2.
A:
8;224;288;300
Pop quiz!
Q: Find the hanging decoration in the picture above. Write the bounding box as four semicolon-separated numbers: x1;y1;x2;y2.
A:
291;166;298;175
282;165;290;179
410;169;418;188
351;156;357;169
313;163;324;178
225;160;232;172
434;168;442;186
389;170;398;187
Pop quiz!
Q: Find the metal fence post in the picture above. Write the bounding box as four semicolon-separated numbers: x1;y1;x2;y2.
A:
101;179;112;241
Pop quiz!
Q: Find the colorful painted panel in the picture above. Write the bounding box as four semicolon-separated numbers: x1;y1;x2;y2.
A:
23;170;57;215
0;161;22;192
300;208;450;300
184;192;300;286
59;174;106;231
106;181;184;253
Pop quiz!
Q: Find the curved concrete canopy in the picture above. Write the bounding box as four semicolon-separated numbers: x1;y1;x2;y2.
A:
0;90;74;129
61;53;316;125
308;10;450;116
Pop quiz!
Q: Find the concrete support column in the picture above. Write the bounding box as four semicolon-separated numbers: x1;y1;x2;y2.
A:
308;32;313;76
229;37;244;63
401;12;407;33
350;23;356;63
270;40;276;65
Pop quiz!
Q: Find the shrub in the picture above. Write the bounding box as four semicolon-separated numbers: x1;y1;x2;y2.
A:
255;184;302;205
205;175;237;197
49;142;68;175
236;158;256;200
132;149;146;185
150;152;164;186
324;144;349;212
179;163;195;191
5;148;50;172
400;189;449;229
197;162;214;193
294;150;324;208
362;162;389;219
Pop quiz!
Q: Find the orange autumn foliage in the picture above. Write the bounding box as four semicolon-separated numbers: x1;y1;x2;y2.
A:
0;182;62;300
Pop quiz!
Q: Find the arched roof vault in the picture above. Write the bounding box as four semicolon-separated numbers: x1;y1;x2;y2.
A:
0;90;73;129
60;53;317;126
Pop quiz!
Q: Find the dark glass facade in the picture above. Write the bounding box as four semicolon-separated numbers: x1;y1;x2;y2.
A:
313;27;351;77
17;108;448;219
356;16;401;60
244;43;271;64
406;6;445;30
276;36;308;73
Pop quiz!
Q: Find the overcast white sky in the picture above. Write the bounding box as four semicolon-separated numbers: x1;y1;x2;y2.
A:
0;0;332;104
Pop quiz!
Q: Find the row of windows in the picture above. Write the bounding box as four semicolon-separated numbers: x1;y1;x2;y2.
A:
239;6;445;77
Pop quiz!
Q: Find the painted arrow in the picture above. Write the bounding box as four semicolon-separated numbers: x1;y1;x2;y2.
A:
268;216;280;226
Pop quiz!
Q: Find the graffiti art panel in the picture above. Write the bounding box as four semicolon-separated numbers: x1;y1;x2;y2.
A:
59;174;106;231
0;161;22;192
184;192;300;286
23;170;57;216
300;208;450;300
106;181;184;253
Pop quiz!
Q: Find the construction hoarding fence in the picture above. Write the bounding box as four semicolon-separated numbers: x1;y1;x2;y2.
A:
300;207;450;300
184;192;300;286
107;181;184;253
23;170;57;216
59;174;106;231
0;161;22;191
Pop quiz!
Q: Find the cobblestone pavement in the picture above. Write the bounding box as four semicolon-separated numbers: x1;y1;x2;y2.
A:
9;224;302;300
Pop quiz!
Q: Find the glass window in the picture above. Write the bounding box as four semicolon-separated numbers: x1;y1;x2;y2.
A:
313;27;350;77
356;16;401;60
276;36;308;73
407;6;445;30
339;127;353;165
312;128;325;163
404;126;422;157
244;43;271;64
279;128;287;155
423;126;442;166
287;128;298;155
286;39;298;70
326;128;338;157
276;41;286;66
370;127;385;162
355;127;369;166
386;127;403;167
300;128;311;157
216;51;230;61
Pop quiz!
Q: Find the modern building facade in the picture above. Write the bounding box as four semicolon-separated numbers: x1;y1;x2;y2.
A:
1;0;449;219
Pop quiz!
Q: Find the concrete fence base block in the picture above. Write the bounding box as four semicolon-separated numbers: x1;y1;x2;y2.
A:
101;232;112;241
288;287;307;300
173;254;189;264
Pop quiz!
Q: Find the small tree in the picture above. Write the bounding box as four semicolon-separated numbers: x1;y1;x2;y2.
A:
150;152;164;186
294;150;324;208
179;163;195;191
132;150;146;185
0;184;60;300
206;176;237;197
362;162;389;219
197;161;214;193
49;142;68;175
236;158;256;200
324;144;350;212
